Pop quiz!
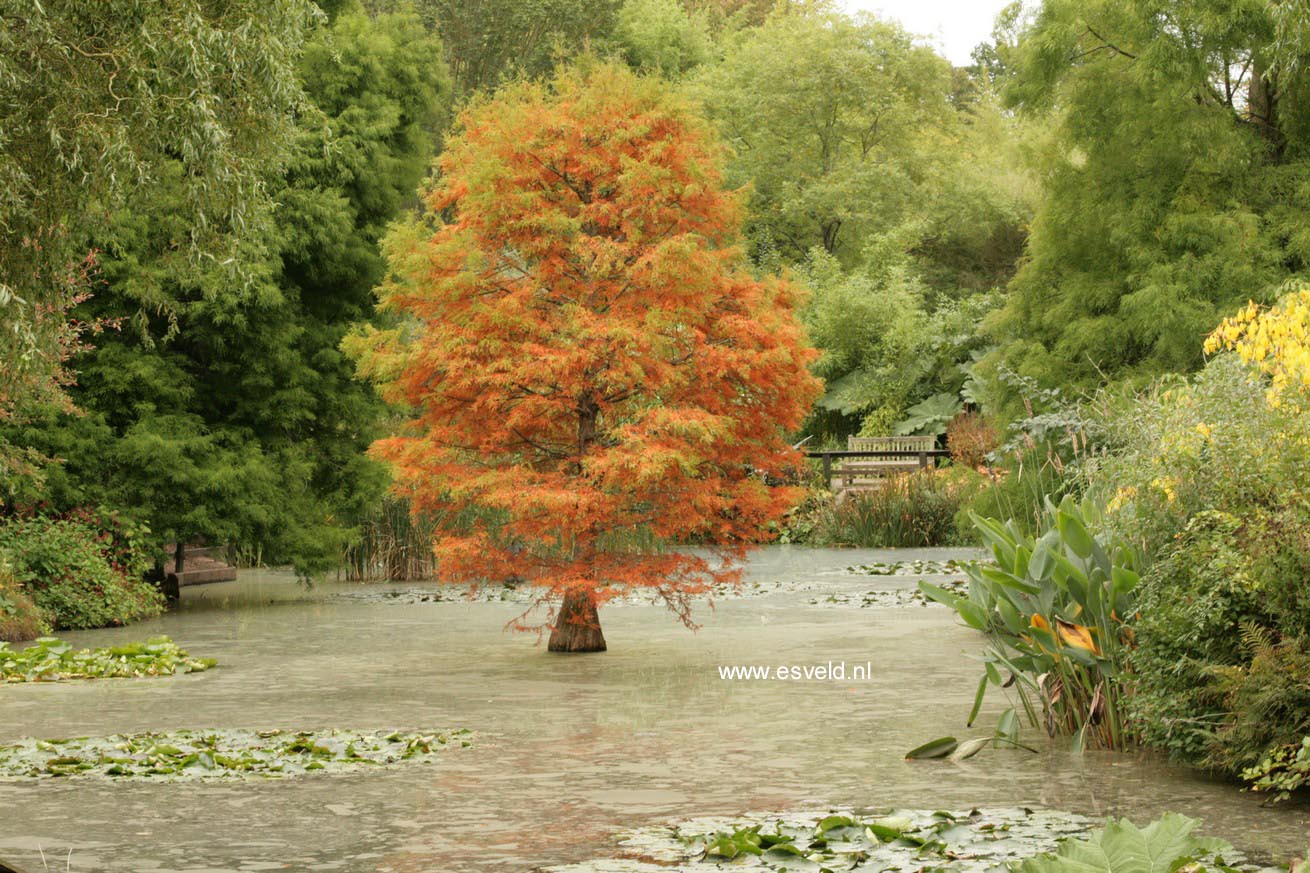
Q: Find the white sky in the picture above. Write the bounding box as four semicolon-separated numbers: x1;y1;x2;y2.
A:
839;0;1016;65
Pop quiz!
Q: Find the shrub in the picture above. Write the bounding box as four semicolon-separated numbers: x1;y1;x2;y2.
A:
1243;735;1310;804
922;497;1141;750
1127;511;1267;762
1208;631;1310;778
805;468;982;548
0;513;164;630
1090;356;1296;560
1093;353;1310;792
776;488;827;545
946;411;998;469
0;564;48;642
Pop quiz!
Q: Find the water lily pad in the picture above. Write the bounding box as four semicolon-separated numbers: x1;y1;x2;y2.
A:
543;807;1106;872
0;728;471;781
847;559;984;576
0;636;215;683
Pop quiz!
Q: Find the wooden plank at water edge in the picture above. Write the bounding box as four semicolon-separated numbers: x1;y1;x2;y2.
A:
164;543;238;587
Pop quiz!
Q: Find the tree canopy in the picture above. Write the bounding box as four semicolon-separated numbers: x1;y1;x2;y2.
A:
696;10;958;265
0;0;318;482
983;0;1310;400
8;2;450;572
350;63;820;649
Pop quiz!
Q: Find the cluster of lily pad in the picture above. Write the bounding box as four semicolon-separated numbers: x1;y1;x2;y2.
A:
334;570;975;611
808;578;968;609
0;728;471;780
546;807;1097;872
0;636;216;683
687;809;1095;870
847;558;979;577
547;809;1261;873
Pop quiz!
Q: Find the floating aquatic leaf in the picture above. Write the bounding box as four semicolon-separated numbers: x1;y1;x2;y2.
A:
0;636;215;683
0;728;471;781
1013;813;1231;873
905;736;958;759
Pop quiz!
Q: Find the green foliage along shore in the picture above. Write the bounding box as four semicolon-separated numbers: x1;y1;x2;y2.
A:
0;513;163;633
4;2;450;575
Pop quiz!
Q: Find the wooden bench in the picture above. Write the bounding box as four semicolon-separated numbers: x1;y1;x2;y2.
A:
833;435;938;489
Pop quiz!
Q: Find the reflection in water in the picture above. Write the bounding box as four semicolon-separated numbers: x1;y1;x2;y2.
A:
0;546;1305;871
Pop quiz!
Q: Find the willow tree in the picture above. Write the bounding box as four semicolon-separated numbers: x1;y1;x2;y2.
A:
13;1;450;572
985;0;1310;402
351;63;820;652
0;0;317;493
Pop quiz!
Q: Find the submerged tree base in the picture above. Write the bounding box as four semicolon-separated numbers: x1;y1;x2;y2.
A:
548;591;607;653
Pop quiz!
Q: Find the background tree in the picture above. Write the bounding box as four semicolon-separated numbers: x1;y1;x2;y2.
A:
350;63;820;652
695;9;958;266
0;0;318;491
10;2;450;572
394;0;622;96
693;5;1033;438
983;0;1310;405
614;0;715;77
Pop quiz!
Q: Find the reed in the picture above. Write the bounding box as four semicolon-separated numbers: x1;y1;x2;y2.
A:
342;498;439;582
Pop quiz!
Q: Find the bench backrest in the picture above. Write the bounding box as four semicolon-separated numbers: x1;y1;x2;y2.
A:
847;435;937;453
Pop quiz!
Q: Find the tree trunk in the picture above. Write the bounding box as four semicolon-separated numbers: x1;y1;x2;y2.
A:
150;556;179;605
1248;64;1285;159
548;589;607;653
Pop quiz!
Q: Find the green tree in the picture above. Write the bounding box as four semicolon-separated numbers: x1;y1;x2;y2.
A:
984;0;1310;401
802;243;932;436
614;0;714;76
11;3;450;573
0;0;319;487
694;6;1033;437
400;0;621;95
695;9;958;265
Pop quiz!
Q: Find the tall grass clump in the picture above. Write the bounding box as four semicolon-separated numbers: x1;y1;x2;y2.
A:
806;468;982;548
342;497;439;581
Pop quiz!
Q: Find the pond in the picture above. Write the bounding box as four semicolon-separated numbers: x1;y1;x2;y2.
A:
0;546;1306;871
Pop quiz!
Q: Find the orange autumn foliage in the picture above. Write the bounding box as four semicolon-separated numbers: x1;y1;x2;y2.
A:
351;64;821;635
